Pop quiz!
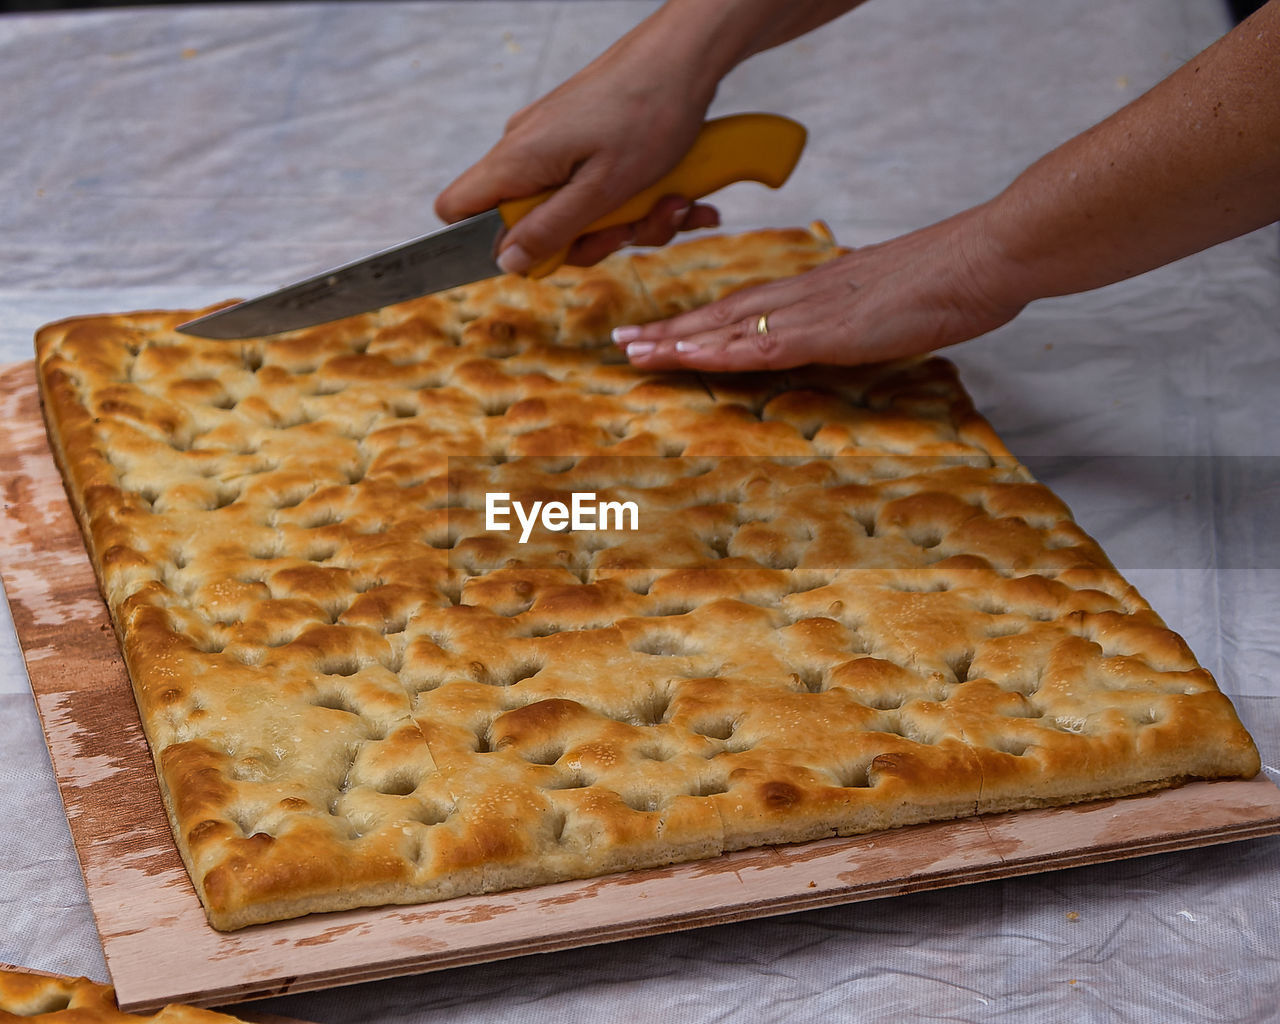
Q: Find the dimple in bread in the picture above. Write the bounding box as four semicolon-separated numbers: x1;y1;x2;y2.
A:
35;224;1259;931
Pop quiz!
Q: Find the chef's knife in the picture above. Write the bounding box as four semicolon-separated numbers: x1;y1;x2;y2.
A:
177;113;807;339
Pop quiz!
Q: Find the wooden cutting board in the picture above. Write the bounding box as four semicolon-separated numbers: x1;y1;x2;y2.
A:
4;358;1280;1013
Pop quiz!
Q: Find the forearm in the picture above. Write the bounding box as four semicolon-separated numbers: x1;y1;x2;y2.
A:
606;0;868;99
984;0;1280;307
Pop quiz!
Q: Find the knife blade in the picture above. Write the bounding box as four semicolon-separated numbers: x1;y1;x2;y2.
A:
177;113;807;340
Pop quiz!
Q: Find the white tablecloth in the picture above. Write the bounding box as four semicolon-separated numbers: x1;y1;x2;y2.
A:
1;2;1277;1020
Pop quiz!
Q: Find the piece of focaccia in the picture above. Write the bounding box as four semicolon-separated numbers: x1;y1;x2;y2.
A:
0;969;246;1024
35;224;1259;930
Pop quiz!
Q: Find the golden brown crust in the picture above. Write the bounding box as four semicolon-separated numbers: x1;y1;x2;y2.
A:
0;969;245;1024
34;224;1259;931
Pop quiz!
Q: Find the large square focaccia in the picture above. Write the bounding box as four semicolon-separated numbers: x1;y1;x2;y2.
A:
0;968;249;1024
36;225;1259;931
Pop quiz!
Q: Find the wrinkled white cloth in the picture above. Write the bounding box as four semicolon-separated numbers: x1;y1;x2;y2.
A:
1;3;1277;1022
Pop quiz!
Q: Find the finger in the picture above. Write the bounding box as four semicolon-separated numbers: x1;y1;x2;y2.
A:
647;299;970;371
512;190;718;271
435;140;534;225
434;174;484;225
566;225;636;267
622;329;802;373
622;307;824;373
667;322;817;372
629;197;721;247
497;162;625;274
629;195;692;247
610;273;805;347
681;203;721;233
568;200;721;266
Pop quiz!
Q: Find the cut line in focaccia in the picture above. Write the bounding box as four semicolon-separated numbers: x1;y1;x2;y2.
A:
34;223;1259;930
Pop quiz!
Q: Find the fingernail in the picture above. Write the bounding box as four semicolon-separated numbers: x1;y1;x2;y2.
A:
625;341;655;358
496;243;532;275
670;203;692;227
674;340;698;353
612;325;642;345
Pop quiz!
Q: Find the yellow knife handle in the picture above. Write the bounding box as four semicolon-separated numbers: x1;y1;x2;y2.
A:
496;112;807;278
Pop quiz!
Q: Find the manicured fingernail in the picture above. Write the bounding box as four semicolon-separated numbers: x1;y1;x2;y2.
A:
674;340;699;353
670;203;692;227
625;341;655;358
612;325;642;345
496;243;532;275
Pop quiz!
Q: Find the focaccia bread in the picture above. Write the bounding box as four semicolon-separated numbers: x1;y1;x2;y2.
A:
0;968;247;1024
35;224;1259;931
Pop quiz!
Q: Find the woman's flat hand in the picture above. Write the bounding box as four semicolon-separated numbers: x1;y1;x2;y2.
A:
613;206;1026;371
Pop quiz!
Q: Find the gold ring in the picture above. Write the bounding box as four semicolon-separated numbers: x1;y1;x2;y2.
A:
755;313;770;335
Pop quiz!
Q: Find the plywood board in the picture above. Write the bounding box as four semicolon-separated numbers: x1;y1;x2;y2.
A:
4;359;1280;1013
